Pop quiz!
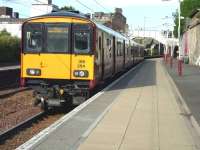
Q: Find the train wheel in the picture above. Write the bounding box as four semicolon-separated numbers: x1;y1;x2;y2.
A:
41;98;48;111
33;98;40;106
86;91;91;99
62;97;73;112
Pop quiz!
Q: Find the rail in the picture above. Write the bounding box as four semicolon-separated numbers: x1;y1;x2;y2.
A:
0;111;45;142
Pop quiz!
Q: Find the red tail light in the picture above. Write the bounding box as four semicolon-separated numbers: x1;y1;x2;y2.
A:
89;79;96;90
20;78;25;87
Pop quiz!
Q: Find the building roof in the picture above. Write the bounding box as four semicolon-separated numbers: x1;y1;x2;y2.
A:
0;18;26;24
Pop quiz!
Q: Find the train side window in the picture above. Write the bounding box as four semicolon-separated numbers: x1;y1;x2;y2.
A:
116;41;124;56
118;42;122;56
107;39;110;47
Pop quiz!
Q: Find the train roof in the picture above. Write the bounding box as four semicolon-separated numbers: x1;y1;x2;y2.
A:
94;22;129;41
27;11;129;41
33;11;88;20
129;38;143;47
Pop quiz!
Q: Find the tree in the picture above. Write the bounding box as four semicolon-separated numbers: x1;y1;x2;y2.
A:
173;0;200;37
60;6;77;11
0;29;11;37
0;29;20;62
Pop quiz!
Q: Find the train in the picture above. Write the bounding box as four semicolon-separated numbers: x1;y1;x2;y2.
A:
20;11;144;110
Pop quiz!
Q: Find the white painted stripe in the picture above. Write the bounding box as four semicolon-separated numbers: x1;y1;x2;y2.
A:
82;96;116;138
16;62;144;150
0;65;20;71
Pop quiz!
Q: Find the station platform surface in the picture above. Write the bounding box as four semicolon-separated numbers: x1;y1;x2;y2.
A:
17;59;200;150
164;59;200;126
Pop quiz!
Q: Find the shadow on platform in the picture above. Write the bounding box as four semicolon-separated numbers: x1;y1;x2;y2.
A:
108;60;157;92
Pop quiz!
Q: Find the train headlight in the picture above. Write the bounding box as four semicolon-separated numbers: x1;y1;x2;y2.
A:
27;69;41;76
73;70;89;78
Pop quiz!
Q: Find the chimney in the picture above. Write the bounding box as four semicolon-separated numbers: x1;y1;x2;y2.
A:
115;8;122;14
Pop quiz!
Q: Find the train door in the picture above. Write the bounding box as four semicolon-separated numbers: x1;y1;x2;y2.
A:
132;46;135;65
123;40;126;69
112;36;116;75
101;32;105;80
71;23;94;80
98;35;103;80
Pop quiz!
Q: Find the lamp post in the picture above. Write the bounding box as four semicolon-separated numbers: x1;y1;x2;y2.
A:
177;0;183;76
162;0;183;76
178;0;181;59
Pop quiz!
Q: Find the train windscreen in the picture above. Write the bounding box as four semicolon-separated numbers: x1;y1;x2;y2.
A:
74;32;90;54
46;24;69;53
73;24;92;54
23;23;69;53
23;23;43;53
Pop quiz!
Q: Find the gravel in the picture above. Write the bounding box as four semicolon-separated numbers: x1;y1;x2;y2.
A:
0;90;41;133
0;113;64;150
0;89;70;150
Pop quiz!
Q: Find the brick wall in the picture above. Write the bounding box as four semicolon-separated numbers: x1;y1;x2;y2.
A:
184;24;200;66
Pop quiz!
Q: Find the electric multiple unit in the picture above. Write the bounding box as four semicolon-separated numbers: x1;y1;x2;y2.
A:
21;11;144;110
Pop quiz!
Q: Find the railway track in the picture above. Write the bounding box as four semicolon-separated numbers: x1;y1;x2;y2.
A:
0;109;66;150
0;111;45;142
0;87;30;99
0;73;120;149
0;62;144;149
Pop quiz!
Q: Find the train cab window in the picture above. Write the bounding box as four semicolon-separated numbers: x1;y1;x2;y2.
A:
23;23;43;52
73;24;92;54
74;32;90;54
46;24;69;53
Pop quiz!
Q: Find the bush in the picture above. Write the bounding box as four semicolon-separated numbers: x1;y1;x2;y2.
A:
0;29;20;63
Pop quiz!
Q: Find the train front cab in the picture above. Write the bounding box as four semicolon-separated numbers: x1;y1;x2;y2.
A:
21;16;96;108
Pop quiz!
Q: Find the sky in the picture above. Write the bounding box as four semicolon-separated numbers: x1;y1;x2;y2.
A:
0;0;178;31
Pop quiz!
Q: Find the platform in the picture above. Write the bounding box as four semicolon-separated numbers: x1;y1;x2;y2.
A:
165;59;200;125
17;59;200;150
0;65;20;71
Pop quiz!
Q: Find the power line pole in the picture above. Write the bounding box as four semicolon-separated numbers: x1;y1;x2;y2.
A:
143;17;146;38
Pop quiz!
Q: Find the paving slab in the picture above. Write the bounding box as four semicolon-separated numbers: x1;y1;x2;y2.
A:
164;59;200;125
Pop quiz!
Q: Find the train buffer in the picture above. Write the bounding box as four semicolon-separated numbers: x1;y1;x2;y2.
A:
17;59;200;150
